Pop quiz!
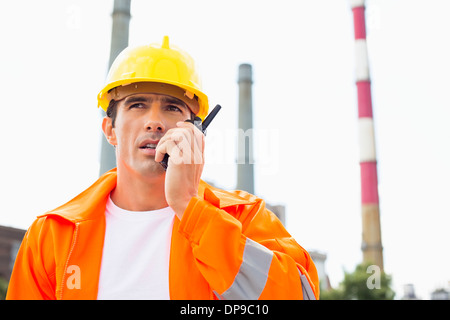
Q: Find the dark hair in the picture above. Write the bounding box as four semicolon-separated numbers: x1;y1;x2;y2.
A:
106;99;118;127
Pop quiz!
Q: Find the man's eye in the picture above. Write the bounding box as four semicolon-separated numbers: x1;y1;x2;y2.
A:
129;103;144;109
167;105;182;112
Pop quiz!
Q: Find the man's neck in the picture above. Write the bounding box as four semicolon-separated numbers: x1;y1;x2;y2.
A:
111;166;168;212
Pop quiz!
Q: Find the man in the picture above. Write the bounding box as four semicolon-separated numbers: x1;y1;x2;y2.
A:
7;36;319;300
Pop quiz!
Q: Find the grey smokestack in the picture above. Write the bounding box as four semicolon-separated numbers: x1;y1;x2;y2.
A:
236;63;255;194
99;0;131;176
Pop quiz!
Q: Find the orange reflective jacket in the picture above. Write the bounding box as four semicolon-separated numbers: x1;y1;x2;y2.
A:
7;169;319;300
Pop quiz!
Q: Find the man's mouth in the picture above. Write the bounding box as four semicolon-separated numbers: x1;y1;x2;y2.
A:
139;143;157;150
138;139;160;156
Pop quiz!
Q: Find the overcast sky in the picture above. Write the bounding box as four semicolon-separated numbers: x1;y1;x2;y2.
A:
1;0;449;299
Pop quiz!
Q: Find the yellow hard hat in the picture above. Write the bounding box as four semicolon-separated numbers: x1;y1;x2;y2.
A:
97;36;209;120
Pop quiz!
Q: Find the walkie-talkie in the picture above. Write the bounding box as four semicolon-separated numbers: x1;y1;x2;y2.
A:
160;104;222;170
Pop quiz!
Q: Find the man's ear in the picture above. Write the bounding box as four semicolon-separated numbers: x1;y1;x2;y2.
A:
102;117;117;146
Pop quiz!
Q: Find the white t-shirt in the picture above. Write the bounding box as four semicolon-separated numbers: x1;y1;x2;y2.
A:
97;195;175;300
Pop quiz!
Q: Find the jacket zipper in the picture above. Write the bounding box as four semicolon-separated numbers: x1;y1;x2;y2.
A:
59;222;80;300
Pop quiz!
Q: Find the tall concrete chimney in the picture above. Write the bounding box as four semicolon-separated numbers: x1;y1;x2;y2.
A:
99;0;131;176
236;63;255;194
350;0;384;270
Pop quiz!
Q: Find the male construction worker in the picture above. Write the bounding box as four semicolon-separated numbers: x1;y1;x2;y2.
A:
7;36;319;300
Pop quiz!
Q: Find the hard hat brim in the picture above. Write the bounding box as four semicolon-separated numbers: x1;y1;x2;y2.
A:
98;78;208;120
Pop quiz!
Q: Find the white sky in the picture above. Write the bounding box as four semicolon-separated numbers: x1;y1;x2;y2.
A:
0;0;449;299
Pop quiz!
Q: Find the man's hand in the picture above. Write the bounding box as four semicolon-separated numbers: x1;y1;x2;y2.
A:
155;121;205;219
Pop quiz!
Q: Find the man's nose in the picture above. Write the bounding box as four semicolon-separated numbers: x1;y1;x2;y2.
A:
144;110;165;132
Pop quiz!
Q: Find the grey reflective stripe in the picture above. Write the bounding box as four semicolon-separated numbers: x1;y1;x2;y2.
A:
214;238;273;300
300;272;316;300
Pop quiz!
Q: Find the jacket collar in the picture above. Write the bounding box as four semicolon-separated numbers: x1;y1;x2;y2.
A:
39;168;257;223
39;168;118;223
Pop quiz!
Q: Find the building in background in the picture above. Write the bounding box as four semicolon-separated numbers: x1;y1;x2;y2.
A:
0;225;26;281
309;251;331;292
431;284;450;300
401;283;420;300
266;204;285;226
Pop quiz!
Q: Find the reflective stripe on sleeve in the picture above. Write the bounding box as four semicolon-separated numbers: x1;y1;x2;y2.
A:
214;238;273;300
299;272;316;300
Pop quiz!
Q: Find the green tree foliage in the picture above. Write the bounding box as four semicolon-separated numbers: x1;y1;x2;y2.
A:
0;277;8;300
320;262;395;300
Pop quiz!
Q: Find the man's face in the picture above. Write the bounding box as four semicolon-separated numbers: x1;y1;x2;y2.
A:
106;93;192;176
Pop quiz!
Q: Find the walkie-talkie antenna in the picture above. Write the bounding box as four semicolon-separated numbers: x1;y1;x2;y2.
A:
201;104;222;133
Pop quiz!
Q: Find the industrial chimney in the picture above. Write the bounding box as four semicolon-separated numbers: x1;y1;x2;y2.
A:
350;0;384;270
236;63;255;194
99;0;131;176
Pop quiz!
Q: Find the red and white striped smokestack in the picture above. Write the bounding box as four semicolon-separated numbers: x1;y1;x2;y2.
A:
350;0;384;270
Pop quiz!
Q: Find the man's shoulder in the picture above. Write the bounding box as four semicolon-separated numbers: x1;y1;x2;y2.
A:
22;214;74;251
37;169;118;223
199;180;262;209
